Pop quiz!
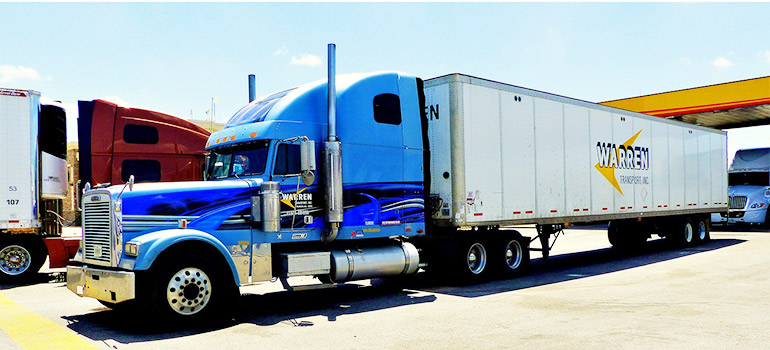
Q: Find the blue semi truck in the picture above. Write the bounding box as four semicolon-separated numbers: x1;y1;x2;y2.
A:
66;45;727;321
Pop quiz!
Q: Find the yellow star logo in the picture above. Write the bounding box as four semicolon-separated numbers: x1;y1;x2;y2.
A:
594;129;643;196
280;186;309;209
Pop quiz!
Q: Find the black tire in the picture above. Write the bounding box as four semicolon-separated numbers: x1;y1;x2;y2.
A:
453;237;490;284
418;238;454;278
607;221;626;248
667;217;696;247
491;231;530;278
693;216;711;244
0;235;48;282
607;221;647;251
145;251;232;323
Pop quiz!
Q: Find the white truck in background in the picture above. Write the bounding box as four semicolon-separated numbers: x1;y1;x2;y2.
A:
0;88;78;281
713;147;770;227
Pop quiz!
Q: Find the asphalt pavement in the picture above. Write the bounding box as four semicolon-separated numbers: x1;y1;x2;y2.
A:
1;224;768;350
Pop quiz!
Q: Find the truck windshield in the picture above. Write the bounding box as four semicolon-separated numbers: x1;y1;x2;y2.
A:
206;140;270;180
728;172;769;187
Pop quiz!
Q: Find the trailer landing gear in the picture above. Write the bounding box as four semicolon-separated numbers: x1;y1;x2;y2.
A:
531;224;564;260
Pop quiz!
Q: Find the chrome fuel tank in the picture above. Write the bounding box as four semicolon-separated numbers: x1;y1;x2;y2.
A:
330;242;420;283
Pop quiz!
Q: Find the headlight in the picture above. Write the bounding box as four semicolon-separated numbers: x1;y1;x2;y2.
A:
749;203;766;209
764;189;770;200
125;242;140;257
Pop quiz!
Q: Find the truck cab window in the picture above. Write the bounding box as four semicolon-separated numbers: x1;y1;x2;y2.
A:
274;143;301;175
729;172;770;186
124;124;159;144
206;140;270;180
373;93;402;125
122;159;161;182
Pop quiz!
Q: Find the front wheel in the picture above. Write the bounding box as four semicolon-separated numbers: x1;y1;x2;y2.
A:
146;251;230;322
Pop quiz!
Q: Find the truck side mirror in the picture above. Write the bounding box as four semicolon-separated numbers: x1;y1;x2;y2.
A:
117;175;134;201
300;139;316;186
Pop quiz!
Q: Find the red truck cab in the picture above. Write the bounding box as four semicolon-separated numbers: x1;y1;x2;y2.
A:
77;99;210;187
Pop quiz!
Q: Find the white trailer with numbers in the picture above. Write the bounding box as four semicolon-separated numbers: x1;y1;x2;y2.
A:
0;88;76;281
423;74;727;260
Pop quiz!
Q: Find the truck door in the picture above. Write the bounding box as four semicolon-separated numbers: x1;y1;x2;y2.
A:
271;142;320;231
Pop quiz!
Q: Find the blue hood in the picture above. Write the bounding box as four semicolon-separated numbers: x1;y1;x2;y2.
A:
107;179;261;216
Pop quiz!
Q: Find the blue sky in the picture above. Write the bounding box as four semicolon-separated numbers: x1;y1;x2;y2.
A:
1;2;768;160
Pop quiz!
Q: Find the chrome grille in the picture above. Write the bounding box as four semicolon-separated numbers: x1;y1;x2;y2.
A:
83;200;112;264
728;196;748;210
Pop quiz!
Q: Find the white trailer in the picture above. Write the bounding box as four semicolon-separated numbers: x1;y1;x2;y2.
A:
0;89;41;229
0;88;73;281
423;74;726;266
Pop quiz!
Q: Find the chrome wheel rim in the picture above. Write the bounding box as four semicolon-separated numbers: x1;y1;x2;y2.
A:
698;221;707;240
0;245;31;276
166;267;211;315
505;240;523;270
466;243;487;275
684;223;693;243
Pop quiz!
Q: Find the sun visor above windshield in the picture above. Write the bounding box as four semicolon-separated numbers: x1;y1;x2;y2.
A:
225;89;295;128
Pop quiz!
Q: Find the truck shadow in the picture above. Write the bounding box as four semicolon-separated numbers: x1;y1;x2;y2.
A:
238;283;437;325
711;224;769;233
60;237;742;344
395;237;745;298
61;282;436;344
0;272;65;290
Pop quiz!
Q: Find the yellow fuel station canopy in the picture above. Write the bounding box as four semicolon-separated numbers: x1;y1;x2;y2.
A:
602;76;770;129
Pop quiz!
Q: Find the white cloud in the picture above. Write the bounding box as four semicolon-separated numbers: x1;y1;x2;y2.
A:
712;57;733;68
274;45;289;56
290;54;322;67
0;65;52;83
101;96;132;107
765;50;770;64
679;57;692;66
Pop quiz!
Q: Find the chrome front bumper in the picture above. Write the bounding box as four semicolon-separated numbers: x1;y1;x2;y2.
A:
66;265;136;303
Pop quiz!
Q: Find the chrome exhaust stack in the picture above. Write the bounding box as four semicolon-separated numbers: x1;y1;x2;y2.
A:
323;43;343;243
248;74;256;103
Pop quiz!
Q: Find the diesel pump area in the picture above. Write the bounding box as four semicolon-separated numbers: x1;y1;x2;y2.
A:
601;76;770;130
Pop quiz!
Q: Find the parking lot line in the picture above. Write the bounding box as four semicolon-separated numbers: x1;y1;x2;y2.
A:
0;292;99;350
